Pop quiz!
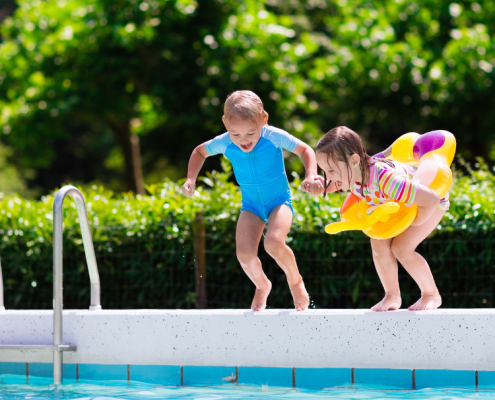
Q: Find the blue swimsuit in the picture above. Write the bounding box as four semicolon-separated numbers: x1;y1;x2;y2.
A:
205;125;300;223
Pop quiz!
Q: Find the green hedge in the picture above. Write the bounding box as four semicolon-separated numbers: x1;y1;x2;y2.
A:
1;158;495;310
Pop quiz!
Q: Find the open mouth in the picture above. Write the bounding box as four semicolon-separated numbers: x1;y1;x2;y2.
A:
241;143;253;150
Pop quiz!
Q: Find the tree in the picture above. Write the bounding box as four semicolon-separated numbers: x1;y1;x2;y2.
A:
0;0;307;193
1;0;494;195
265;0;495;159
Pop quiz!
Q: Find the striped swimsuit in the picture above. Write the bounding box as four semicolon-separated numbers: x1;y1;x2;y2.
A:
351;160;449;211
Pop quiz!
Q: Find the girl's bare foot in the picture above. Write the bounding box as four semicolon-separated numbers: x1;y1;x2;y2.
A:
251;281;272;311
408;293;442;310
289;281;310;311
371;294;402;311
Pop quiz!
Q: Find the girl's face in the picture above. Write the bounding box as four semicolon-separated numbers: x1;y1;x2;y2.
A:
222;115;267;153
316;151;361;193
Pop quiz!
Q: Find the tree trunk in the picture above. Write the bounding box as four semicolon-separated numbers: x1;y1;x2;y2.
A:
107;117;145;194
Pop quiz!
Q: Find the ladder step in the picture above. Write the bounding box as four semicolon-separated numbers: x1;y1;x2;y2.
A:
0;344;76;352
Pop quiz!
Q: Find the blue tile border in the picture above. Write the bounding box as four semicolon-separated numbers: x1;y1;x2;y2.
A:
0;362;27;384
131;365;181;386
238;367;293;387
29;363;52;378
355;368;412;389
0;362;26;376
183;366;236;386
63;363;77;381
0;362;488;389
78;363;128;382
416;369;475;389
296;368;351;389
478;371;495;389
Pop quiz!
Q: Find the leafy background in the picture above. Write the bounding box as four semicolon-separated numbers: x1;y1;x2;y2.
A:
1;158;494;310
0;0;494;194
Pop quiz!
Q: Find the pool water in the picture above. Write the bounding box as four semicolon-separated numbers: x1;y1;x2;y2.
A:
1;377;495;400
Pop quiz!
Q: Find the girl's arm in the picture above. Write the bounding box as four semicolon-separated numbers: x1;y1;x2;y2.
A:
182;143;210;197
292;142;324;196
411;185;440;226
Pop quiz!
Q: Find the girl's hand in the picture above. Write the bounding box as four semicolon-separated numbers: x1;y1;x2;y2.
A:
301;175;324;196
410;185;440;226
182;179;196;197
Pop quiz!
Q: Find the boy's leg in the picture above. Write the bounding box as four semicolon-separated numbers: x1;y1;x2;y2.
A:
264;205;309;311
236;210;271;311
369;238;402;311
391;208;445;310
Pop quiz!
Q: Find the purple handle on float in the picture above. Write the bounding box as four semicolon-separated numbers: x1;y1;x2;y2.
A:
412;130;447;160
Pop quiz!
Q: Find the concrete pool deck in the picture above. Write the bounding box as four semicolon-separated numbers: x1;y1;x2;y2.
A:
0;309;494;371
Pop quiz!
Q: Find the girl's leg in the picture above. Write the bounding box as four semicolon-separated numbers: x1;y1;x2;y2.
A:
236;210;271;311
265;205;309;311
391;208;445;310
370;238;402;311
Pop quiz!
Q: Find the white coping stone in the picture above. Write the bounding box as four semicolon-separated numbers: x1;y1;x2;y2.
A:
0;309;494;370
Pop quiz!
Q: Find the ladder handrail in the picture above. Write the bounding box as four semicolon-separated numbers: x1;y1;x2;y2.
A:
53;185;102;384
53;186;101;311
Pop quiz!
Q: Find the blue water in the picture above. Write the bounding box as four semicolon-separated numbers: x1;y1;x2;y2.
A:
1;377;495;399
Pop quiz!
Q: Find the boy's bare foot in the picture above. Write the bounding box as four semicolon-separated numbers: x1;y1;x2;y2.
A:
289;281;310;311
251;281;272;311
371;295;402;311
408;293;442;311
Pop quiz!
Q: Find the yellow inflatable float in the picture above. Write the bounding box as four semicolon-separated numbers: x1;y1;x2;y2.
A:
324;130;456;239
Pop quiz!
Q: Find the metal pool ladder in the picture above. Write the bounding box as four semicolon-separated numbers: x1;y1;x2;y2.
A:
0;185;102;384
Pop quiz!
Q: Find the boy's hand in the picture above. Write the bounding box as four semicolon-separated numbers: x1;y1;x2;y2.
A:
182;179;196;197
314;175;340;195
301;175;324;196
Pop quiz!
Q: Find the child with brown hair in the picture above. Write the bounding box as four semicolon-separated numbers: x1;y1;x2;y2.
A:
182;90;323;311
316;126;447;311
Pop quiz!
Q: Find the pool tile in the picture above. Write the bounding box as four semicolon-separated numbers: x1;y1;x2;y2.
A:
355;368;412;389
0;362;26;376
78;364;128;381
29;362;53;378
296;368;351;388
131;365;181;386
238;367;292;387
183;366;235;386
416;369;475;389
63;363;77;381
479;371;495;389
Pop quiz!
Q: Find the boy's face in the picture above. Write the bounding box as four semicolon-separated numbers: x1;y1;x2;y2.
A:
316;152;360;192
222;115;267;153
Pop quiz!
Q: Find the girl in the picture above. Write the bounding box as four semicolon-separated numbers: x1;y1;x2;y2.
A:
316;126;446;311
182;91;323;311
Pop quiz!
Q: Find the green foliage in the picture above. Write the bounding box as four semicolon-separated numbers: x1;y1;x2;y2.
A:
264;0;495;161
1;159;495;310
0;0;311;191
1;0;494;194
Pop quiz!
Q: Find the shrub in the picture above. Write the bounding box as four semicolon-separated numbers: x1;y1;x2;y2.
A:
1;157;494;310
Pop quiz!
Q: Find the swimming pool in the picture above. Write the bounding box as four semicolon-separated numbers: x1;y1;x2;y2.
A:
2;309;495;391
1;377;495;400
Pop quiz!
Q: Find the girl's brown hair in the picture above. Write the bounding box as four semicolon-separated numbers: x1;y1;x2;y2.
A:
316;126;390;197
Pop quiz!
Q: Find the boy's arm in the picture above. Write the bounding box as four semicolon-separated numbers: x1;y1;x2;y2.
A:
182;143;210;197
411;185;440;226
292;142;324;196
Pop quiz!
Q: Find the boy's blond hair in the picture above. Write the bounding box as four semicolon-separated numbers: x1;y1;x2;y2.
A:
223;90;269;122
